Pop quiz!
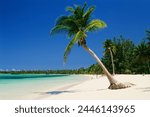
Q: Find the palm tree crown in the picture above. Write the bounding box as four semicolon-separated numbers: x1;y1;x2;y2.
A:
51;3;107;62
104;39;116;55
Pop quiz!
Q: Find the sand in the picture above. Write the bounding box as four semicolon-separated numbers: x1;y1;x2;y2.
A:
37;74;150;100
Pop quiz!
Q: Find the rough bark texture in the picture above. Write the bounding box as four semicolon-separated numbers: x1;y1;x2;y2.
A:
82;45;135;90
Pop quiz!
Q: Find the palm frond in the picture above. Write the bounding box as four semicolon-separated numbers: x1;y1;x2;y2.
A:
56;16;68;25
61;18;79;34
81;3;87;13
50;25;70;35
73;4;88;20
85;19;107;32
66;6;75;13
112;46;117;54
83;6;95;21
104;39;117;56
52;16;79;35
68;30;76;37
64;31;86;62
134;42;149;61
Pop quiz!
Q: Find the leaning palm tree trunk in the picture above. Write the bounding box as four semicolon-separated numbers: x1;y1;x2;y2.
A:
82;44;134;89
109;49;115;75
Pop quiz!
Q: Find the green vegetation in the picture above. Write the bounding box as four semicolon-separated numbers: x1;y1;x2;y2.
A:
102;36;135;74
102;30;150;74
0;70;80;74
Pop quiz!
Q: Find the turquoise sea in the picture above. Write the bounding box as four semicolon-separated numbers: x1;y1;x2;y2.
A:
0;74;88;99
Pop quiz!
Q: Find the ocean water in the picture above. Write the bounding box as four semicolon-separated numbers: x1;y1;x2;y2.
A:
0;74;88;99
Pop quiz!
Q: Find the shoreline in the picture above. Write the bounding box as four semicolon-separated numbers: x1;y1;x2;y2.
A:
0;74;150;100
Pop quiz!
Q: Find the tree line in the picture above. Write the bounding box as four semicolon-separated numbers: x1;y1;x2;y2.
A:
91;29;150;74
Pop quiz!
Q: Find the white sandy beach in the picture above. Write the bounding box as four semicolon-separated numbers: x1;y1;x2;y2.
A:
32;74;150;100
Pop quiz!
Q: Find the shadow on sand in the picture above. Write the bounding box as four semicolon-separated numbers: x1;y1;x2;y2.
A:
45;90;76;95
96;88;108;91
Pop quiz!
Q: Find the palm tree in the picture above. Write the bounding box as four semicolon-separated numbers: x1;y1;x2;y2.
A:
104;39;116;75
50;3;134;89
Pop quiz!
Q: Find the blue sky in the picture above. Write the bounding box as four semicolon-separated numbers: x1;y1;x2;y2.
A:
0;0;150;70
